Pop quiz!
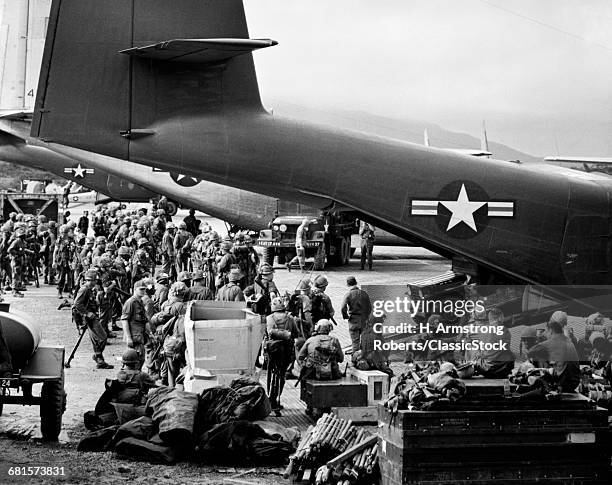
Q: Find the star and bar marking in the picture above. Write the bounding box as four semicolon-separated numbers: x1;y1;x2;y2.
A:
63;163;94;178
411;183;514;233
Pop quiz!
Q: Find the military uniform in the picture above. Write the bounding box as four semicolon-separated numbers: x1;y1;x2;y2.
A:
173;227;193;273
8;233;29;295
161;229;177;280
341;284;373;353
121;294;149;368
216;282;245;302
73;276;111;368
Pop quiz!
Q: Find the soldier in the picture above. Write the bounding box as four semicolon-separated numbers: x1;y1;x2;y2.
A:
91;236;107;267
185;270;213;301
340;276;373;353
114;246;132;293
243;262;279;315
183;208;200;237
120;280;150;369
359;221;376;270
151;209;166;247
53;225;76;299
8;228;31;297
0;225;13;290
216;268;245;302
215;240;236;289
310;275;335;324
72;269;113;369
286;218;309;272
243;235;260;287
132;238;152;286
298;320;344;381
78;210;90;235
153;272;170;311
39;227;55;285
174;221;193;273
160;222;177;282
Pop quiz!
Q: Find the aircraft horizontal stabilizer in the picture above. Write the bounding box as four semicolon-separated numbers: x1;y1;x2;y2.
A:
0;110;32;121
119;38;277;63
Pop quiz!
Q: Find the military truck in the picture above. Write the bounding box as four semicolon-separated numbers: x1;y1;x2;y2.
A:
258;212;357;270
0;191;61;222
0;304;66;441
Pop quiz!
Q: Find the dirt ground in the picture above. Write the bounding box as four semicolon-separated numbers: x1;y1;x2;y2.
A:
0;216;447;485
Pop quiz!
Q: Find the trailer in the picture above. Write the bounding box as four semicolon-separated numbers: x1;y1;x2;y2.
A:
0;304;66;441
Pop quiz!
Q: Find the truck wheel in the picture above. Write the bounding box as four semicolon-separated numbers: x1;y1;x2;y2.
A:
40;373;66;441
313;245;326;270
341;236;350;265
262;247;274;266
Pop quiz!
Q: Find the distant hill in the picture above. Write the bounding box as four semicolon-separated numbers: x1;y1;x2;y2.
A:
267;103;541;164
0;161;58;190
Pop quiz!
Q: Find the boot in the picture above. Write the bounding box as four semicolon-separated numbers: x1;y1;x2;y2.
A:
43;276;48;284
93;355;114;369
12;291;23;298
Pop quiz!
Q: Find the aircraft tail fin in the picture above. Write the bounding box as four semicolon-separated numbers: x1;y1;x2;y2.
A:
32;0;271;160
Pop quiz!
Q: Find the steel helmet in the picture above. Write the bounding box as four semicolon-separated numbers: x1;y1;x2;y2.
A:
297;278;311;291
156;272;170;283
121;349;140;365
315;319;332;334
137;237;148;247
271;297;286;312
228;268;243;282
178;221;187;230
106;242;117;252
220;241;232;251
157;209;165;215
96;236;107;244
84;269;98;280
118;246;130;256
314;275;328;289
166;222;176;230
258;263;274;275
98;256;112;268
15;228;26;238
589;331;606;347
85;236;95;244
169;281;188;299
59;224;69;234
177;271;192;283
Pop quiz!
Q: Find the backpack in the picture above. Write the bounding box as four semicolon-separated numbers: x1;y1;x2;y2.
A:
310;291;329;323
311;336;337;380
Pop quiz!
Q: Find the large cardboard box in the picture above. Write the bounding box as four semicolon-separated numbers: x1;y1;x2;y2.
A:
184;301;264;376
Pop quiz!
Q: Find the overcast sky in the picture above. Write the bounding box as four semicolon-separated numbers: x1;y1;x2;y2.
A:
245;0;612;157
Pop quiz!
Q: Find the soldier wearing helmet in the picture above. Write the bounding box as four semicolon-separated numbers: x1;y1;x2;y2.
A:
72;268;113;369
153;272;170;310
0;223;13;290
8;228;32;297
311;275;335;324
244;262;279;314
298;319;344;383
173;221;193;273
113;348;156;405
265;296;298;411
242;235;259;286
185;270;212;301
114;246;132;291
131;238;152;286
286;218;310;272
215;240;236;289
160;222;178;281
216;268;245;302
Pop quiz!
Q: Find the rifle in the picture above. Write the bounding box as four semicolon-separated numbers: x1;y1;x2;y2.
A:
64;314;88;368
295;364;315;387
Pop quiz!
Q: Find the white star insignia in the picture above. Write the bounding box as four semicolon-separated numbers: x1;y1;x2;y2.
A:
439;184;486;232
72;164;86;178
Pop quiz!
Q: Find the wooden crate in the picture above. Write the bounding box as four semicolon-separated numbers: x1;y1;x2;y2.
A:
300;378;367;409
378;401;611;485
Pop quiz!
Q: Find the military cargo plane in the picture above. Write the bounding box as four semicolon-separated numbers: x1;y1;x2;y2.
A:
31;0;612;287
